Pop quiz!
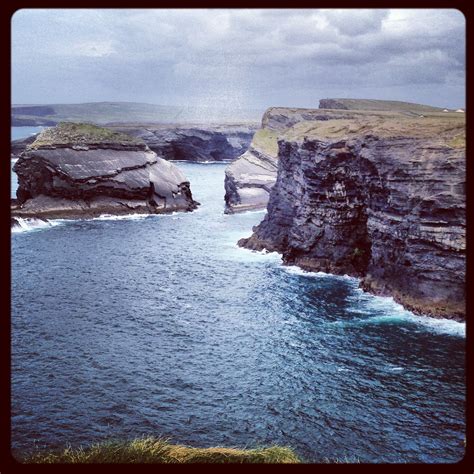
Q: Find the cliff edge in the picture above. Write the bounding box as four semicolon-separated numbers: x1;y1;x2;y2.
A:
239;113;465;320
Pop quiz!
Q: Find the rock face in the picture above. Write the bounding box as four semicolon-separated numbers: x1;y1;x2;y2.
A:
12;123;198;219
224;128;280;213
94;124;257;162
11;124;257;162
223;101;460;214
224;106;393;214
239;114;466;320
11;135;38;159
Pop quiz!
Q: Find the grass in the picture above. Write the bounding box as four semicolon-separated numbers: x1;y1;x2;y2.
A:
447;133;466;148
30;122;142;148
20;437;301;464
283;115;465;144
251;128;280;157
319;98;449;113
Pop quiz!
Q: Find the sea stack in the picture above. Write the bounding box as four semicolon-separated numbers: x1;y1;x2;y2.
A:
12;122;198;220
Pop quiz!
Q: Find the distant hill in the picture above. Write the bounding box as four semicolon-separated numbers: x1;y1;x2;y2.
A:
319;98;450;114
11;102;264;126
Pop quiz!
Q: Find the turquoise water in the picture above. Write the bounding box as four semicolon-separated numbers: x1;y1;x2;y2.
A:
11;128;465;463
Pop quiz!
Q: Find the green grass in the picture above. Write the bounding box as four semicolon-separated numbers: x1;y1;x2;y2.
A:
251;128;280;157
282;115;465;144
20;437;301;464
447;133;466;148
30;122;142;148
319;98;449;113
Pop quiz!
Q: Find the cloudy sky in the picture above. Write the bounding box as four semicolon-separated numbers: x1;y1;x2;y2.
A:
12;9;465;110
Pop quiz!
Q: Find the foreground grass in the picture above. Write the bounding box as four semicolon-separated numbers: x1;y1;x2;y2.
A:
21;437;301;464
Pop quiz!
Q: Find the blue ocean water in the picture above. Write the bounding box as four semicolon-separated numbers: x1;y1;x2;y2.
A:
11;129;465;463
11;126;44;141
11;126;43;198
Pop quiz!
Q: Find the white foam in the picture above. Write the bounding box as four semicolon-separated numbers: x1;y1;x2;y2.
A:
12;217;62;233
222;243;282;263
351;293;465;337
90;213;151;221
282;265;359;284
283;266;327;278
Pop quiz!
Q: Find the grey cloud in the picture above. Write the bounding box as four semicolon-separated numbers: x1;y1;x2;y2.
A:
12;8;465;109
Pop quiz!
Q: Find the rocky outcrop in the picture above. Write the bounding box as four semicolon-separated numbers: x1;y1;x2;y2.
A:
109;124;256;162
12;123;198;220
11;124;257;162
11;135;38;159
224;106;400;214
224;128;279;213
223;102;462;214
239;114;466;320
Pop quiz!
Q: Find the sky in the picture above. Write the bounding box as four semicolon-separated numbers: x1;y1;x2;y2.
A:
11;8;466;110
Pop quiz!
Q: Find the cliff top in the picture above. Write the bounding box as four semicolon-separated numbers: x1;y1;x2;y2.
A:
282;115;465;147
28;122;144;149
319;98;451;113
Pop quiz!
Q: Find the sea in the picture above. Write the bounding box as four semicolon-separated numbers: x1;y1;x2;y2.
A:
11;127;465;462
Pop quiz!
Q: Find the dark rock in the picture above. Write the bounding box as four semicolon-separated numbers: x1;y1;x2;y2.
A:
12;122;198;220
11;134;38;159
239;113;466;320
109;124;257;162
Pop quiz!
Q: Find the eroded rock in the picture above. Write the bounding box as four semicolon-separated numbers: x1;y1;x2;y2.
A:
239;113;466;320
12;122;198;220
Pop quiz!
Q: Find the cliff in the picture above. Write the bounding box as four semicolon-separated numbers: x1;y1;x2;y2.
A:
239;113;465;320
319;98;449;113
224;128;279;213
224;100;460;214
108;123;256;162
12;124;256;163
12;122;198;220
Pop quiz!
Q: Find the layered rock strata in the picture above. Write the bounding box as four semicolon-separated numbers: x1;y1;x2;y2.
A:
224;128;279;213
12;123;198;219
107;124;256;162
239;116;466;320
224;100;458;214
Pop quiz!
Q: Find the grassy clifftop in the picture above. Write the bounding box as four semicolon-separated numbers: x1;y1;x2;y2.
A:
319;98;454;113
29;122;143;149
254;102;465;158
283;114;465;145
20;437;301;464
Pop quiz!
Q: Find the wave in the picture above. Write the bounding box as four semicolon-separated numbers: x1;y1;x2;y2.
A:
172;160;231;164
225;209;268;217
346;291;465;337
280;265;465;337
282;265;358;283
12;211;184;233
222;243;282;263
89;213;151;221
366;311;465;338
11;217;62;233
